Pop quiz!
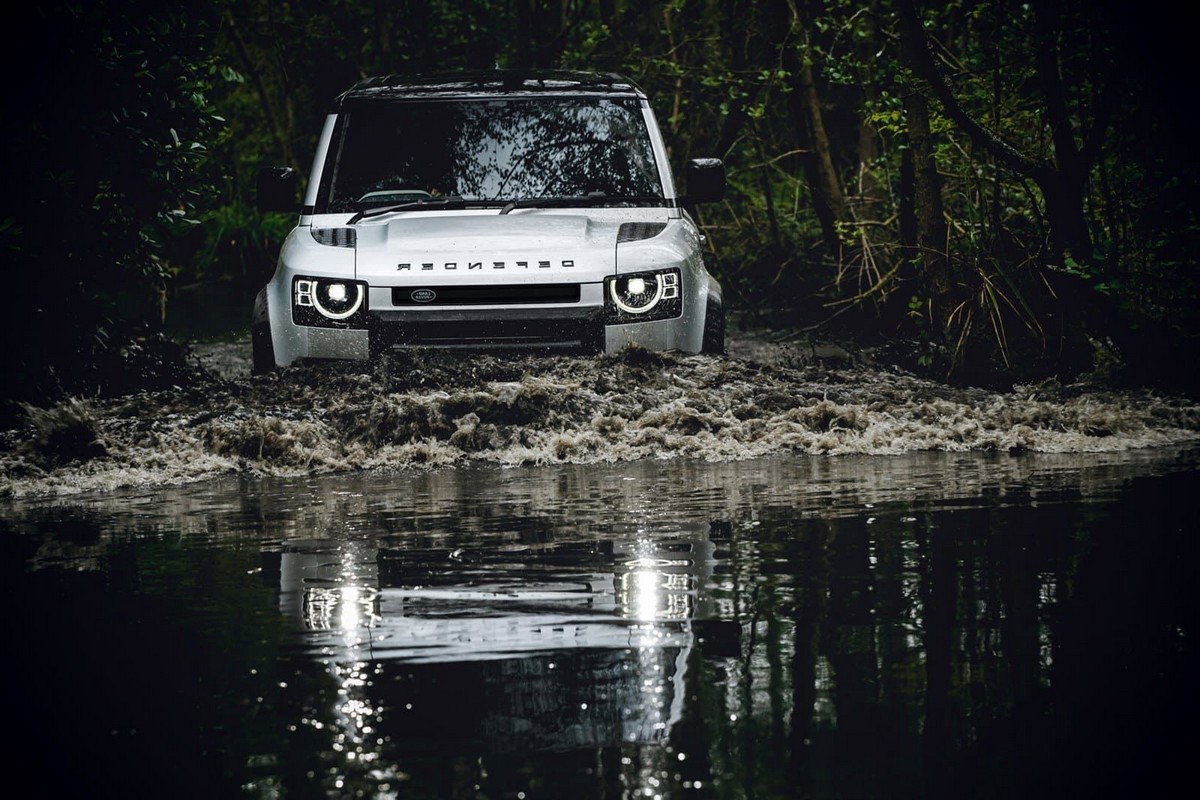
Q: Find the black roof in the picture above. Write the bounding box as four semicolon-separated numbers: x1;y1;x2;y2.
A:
334;70;646;106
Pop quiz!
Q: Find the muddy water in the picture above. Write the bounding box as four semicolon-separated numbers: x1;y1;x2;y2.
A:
2;446;1196;798
3;330;1198;498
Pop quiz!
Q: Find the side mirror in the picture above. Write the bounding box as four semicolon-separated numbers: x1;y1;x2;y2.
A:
256;167;300;213
686;158;725;204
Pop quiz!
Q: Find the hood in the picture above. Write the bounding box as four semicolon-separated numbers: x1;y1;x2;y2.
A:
353;213;620;284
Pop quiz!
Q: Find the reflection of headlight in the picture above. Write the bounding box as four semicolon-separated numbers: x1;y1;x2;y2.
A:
605;269;681;322
301;585;379;631
293;277;368;327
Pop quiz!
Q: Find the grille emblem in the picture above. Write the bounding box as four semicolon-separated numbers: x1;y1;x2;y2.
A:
410;289;436;303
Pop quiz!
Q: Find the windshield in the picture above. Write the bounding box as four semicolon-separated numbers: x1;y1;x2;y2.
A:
316;97;664;213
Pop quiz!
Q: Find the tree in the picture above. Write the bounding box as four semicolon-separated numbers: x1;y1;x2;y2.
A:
894;0;1112;367
777;0;851;263
896;2;952;329
2;1;223;412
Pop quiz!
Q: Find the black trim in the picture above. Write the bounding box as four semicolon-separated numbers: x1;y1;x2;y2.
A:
391;284;581;306
617;222;668;243
498;194;669;215
701;295;726;355
369;307;604;354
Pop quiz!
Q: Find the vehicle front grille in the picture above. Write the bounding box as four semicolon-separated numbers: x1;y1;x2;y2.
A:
370;307;604;354
391;284;581;306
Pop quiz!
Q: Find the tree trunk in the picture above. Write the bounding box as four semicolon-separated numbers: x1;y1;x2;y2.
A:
777;0;849;263
225;10;295;170
852;0;884;208
896;2;952;320
898;147;918;271
714;0;756;161
1031;0;1095;267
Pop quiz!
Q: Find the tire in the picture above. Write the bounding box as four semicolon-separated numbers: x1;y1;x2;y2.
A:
701;297;725;355
251;322;276;375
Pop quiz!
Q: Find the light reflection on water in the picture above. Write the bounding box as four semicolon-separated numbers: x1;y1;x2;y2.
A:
2;447;1198;798
271;511;718;787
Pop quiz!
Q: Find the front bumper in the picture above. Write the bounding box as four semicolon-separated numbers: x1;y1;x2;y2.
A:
264;278;710;366
264;298;702;364
263;270;713;366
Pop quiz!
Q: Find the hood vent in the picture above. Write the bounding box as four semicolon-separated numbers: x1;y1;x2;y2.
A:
311;227;357;248
617;222;667;244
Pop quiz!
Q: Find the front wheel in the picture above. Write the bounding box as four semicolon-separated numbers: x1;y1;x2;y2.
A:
701;297;725;355
251;322;276;375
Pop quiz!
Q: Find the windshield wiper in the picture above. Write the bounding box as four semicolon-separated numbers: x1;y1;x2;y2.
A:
348;193;667;222
348;196;503;225
497;193;665;215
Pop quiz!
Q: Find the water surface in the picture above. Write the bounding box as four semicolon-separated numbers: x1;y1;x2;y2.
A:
4;448;1195;798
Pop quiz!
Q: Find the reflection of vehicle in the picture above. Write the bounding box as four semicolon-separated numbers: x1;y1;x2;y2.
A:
267;524;730;751
253;71;725;373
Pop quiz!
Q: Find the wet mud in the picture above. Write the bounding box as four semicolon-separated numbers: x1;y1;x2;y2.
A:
3;330;1198;497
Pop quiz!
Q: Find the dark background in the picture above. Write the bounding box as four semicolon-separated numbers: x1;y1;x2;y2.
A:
3;0;1197;416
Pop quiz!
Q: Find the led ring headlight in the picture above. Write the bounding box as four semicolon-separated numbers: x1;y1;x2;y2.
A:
313;281;364;319
609;274;665;314
296;279;365;320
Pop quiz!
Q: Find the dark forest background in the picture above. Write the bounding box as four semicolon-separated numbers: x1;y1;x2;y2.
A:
3;0;1197;416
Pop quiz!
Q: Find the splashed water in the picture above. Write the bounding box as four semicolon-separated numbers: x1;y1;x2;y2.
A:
2;331;1198;497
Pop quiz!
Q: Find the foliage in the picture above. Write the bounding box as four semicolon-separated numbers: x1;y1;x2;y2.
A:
3;0;1196;405
2;0;224;411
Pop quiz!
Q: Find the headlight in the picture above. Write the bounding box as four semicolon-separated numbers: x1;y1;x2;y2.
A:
605;269;682;323
293;277;368;327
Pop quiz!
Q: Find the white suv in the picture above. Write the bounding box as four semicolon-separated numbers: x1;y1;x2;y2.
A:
253;71;725;372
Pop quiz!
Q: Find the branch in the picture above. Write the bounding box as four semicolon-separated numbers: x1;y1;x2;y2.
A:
896;0;1051;183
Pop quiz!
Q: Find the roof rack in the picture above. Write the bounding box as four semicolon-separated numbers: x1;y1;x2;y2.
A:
334;70;645;106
